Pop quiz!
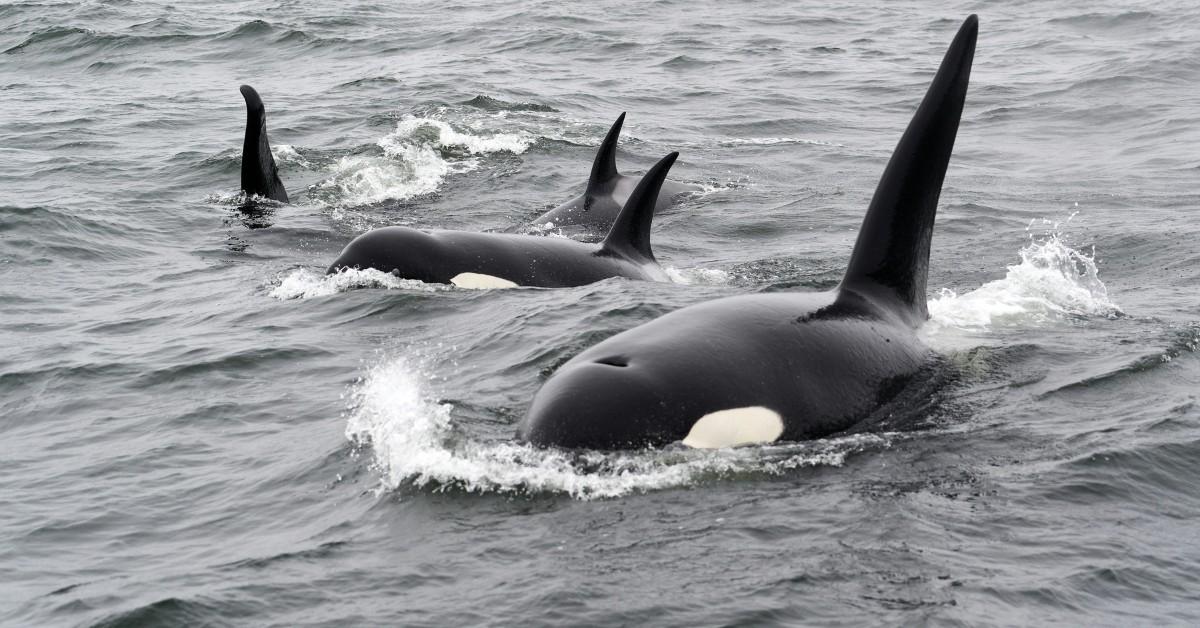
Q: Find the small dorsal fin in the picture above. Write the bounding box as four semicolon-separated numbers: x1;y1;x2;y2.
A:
838;15;977;327
584;113;625;203
239;85;289;203
599;152;678;262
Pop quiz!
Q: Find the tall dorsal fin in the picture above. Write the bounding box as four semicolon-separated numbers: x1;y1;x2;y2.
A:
239;85;289;203
584;113;625;203
838;15;977;327
599;152;678;262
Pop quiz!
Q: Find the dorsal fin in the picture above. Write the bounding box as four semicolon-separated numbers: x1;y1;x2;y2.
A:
838;15;977;327
583;113;625;205
239;85;289;203
599;152;678;262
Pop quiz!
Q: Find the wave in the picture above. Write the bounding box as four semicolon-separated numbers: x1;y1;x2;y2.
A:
460;95;556;113
1040;324;1200;395
664;266;732;285
269;268;447;300
928;221;1120;331
716;137;844;148
1047;11;1157;30
312;115;534;208
269;144;310;169
344;354;892;500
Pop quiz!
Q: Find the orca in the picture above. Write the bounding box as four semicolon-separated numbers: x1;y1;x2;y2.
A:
530;113;700;235
327;152;680;288
234;90;691;237
518;16;978;449
239;85;288;203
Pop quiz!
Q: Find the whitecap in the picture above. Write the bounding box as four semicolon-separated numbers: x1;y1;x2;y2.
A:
928;222;1120;331
391;116;535;155
270;144;311;168
665;266;732;285
315;115;534;208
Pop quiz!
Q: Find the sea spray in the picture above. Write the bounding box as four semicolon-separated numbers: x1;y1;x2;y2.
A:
270;268;446;299
314;115;534;208
929;219;1120;330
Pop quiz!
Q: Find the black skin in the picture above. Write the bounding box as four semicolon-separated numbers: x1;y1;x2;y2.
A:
530;113;699;237
327;153;681;288
519;16;978;450
326;226;667;287
239;85;288;203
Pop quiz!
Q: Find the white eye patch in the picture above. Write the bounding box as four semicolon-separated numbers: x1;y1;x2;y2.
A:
450;273;519;289
681;406;784;449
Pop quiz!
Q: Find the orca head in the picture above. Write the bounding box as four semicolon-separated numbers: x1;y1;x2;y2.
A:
520;346;788;450
326;226;440;280
519;296;811;451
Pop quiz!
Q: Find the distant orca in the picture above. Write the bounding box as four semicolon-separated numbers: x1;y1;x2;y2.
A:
239;85;288;203
519;16;979;449
530;113;700;234
327;153;680;288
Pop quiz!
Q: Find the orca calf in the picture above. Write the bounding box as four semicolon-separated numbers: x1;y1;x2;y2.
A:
530;113;700;234
519;16;978;449
239;85;288;203
327;153;680;288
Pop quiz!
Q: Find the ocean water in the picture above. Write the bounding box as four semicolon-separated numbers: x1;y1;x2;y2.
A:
3;0;1200;625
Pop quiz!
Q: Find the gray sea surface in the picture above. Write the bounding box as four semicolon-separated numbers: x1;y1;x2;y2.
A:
2;0;1199;625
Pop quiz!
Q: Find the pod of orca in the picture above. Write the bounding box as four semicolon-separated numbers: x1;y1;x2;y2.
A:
240;15;981;450
529;112;702;236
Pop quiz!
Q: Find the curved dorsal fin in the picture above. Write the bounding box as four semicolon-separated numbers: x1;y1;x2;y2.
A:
584;113;625;202
838;15;977;327
599;152;678;262
239;85;289;203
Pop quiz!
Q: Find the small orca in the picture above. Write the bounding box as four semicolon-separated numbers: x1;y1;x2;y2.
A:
327;152;681;288
530;113;700;235
239;85;288;203
519;16;979;449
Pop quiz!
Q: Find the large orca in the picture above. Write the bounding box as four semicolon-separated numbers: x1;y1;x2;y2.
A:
327;153;680;288
530;113;700;235
239;85;288;203
519;16;978;449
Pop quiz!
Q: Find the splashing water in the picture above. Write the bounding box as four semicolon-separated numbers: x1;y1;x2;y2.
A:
269;268;446;299
270;144;311;168
344;354;893;500
392;116;534;155
929;224;1120;330
314;115;535;207
664;266;732;285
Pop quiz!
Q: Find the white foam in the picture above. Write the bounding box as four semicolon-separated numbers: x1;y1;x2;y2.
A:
665;266;731;285
271;144;310;168
269;268;443;299
392;116;534;155
316;150;451;207
927;227;1120;332
344;354;892;500
315;116;534;207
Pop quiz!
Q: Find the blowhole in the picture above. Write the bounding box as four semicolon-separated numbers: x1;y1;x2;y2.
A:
594;356;629;368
